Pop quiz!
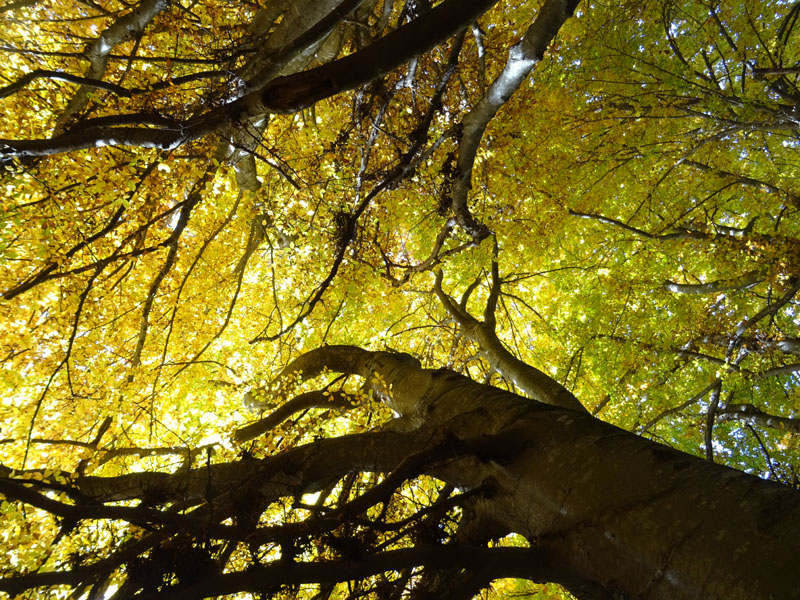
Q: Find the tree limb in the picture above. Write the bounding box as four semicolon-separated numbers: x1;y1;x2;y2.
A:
255;0;500;113
234;390;356;443
451;0;580;240
434;270;587;412
0;69;134;99
665;269;766;294
57;0;170;128
718;403;800;434
134;545;562;600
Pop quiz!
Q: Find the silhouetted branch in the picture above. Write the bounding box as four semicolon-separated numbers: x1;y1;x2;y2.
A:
0;69;133;99
234;390;355;443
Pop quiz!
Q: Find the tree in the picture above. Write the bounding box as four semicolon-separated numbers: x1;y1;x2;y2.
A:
1;0;799;598
3;345;799;599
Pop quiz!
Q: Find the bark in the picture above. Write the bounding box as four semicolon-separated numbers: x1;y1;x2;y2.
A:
0;125;186;156
221;0;365;214
137;546;563;600
285;346;800;600
234;390;355;442
57;0;170;129
2;346;799;598
70;430;418;505
241;0;368;90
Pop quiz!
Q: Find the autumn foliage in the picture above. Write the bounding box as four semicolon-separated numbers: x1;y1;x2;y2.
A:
1;0;799;598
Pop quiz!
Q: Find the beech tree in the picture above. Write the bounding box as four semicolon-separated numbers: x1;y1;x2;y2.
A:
1;0;799;598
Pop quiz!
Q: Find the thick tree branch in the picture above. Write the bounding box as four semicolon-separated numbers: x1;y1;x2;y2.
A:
0;126;185;156
243;0;368;91
451;0;580;240
57;0;170;127
434;271;587;412
234;390;356;443
718;403;800;434
72;430;417;504
134;546;560;600
254;0;500;113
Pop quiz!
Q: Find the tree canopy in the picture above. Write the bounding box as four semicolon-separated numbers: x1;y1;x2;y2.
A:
1;0;800;598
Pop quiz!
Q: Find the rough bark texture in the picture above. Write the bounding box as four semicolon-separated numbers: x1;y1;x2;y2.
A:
718;403;800;433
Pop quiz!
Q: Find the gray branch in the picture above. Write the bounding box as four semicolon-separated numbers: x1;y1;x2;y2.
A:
717;404;800;434
434;270;587;412
57;0;169;128
451;0;580;240
665;269;766;294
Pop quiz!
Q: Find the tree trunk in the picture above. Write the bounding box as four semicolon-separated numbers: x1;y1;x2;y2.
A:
307;347;800;599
